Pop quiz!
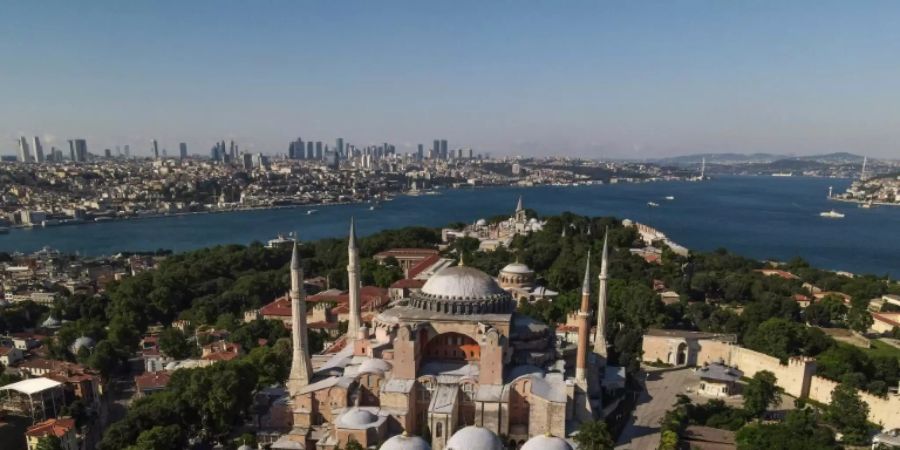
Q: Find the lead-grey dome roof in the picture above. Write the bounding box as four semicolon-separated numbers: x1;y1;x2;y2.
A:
446;426;503;450
421;266;506;299
521;435;573;450
410;266;514;315
380;433;432;450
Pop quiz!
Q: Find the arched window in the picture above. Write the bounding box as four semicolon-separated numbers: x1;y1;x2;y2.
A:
436;422;443;437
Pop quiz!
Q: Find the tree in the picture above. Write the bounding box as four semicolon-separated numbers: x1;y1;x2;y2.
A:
125;425;186;450
824;383;870;445
157;327;192;359
736;408;837;450
742;370;780;418
573;420;614;450
35;435;63;450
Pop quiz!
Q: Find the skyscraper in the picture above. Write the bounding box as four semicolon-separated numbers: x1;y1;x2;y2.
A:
124;145;130;158
417;144;424;161
17;137;31;162
440;139;448;159
68;139;88;162
152;139;159;159
433;139;440;159
315;141;323;160
179;142;188;159
306;141;314;159
32;137;44;163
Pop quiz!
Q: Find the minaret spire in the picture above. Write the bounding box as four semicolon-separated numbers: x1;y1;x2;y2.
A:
593;230;609;360
575;251;592;383
288;239;313;395
347;217;362;340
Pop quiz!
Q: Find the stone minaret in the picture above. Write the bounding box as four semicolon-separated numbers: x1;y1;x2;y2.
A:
347;217;362;340
575;251;592;383
593;231;609;360
287;240;313;396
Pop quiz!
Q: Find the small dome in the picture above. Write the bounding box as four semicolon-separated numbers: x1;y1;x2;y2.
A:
421;266;507;300
380;433;431;450
476;218;487;226
522;435;573;450
42;316;61;328
358;358;392;375
70;336;96;354
337;408;380;429
446;426;503;450
500;262;533;275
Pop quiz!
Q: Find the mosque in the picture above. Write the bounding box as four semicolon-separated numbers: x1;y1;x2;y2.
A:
270;216;614;450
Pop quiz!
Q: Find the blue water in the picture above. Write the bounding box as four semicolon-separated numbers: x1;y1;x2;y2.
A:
1;176;898;276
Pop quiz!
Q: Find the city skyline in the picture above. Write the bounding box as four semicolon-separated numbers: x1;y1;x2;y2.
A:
3;1;900;158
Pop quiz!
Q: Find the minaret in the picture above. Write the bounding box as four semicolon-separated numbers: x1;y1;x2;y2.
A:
347;217;362;340
287;240;313;395
575;251;592;383
593;231;609;360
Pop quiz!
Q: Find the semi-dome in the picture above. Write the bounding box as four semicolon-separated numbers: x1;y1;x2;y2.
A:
500;262;533;275
410;266;513;315
336;408;382;429
446;426;503;450
358;358;392;375
521;434;573;450
380;433;431;450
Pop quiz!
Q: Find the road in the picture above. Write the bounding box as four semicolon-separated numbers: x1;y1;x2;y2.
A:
615;368;696;450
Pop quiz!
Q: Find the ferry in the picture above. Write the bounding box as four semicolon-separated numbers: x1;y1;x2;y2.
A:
859;201;874;209
647;201;660;208
772;172;793;177
306;209;318;215
664;196;675;201
266;233;294;248
819;210;845;219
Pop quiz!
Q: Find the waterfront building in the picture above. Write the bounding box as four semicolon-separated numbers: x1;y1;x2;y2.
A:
268;218;610;450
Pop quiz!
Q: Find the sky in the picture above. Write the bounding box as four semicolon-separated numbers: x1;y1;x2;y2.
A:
2;1;900;159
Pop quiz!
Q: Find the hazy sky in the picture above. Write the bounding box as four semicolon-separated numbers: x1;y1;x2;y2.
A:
2;1;900;159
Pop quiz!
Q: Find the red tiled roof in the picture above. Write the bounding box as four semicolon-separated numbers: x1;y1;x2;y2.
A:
374;248;439;258
407;254;440;278
135;371;171;391
390;278;426;289
755;269;800;280
260;296;293;317
0;346;15;356
25;417;75;439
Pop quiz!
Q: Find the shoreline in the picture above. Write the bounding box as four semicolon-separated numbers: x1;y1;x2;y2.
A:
828;197;900;207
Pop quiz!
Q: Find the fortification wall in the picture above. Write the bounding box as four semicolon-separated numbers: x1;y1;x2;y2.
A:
808;375;900;429
696;341;814;398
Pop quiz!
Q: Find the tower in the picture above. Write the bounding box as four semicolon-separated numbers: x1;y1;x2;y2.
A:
287;240;313;395
17;137;30;162
347;217;362;340
575;251;591;383
593;231;609;361
32;137;44;163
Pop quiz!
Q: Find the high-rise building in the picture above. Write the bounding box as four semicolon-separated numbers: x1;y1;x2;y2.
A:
152;139;159;159
17;137;31;162
179;142;188;159
32;137;44;163
433;139;440;158
336;138;344;158
315;141;323;160
306;141;314;159
417;144;424;161
104;148;112;158
440;139;448;159
124;145;130;158
68;139;88;162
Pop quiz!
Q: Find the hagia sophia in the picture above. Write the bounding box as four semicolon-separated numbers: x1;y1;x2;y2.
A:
267;201;617;450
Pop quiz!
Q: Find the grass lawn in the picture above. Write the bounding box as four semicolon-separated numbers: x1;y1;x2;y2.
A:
864;339;900;360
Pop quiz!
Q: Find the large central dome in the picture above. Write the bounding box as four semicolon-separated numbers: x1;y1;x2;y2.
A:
421;266;506;299
410;265;514;315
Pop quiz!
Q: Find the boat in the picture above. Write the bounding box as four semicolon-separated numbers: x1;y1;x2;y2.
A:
266;233;294;248
772;172;793;177
369;205;377;211
647;202;660;208
860;201;874;209
819;210;845;219
664;196;675;201
306;209;318;215
0;227;8;234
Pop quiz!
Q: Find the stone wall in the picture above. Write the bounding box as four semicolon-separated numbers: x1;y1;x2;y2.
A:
808;375;900;429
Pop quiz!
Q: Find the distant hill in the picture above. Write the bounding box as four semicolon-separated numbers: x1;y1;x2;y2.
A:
650;152;867;166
